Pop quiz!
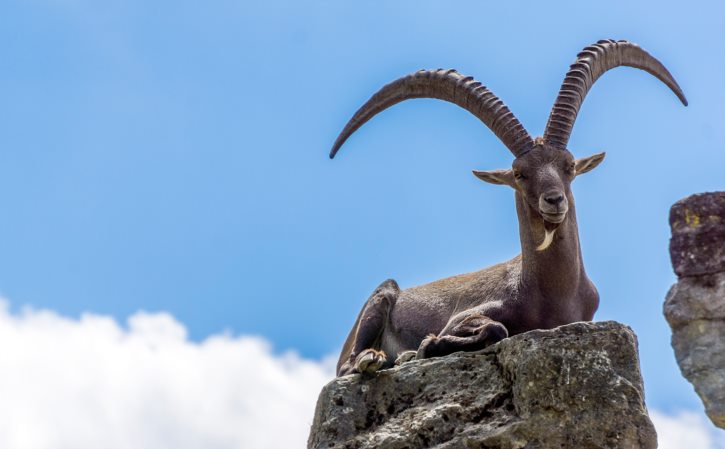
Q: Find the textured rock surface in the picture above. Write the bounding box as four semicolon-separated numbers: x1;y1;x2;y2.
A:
308;321;656;449
669;191;725;277
665;191;725;429
665;274;725;428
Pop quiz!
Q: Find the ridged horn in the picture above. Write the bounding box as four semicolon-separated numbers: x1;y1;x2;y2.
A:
544;39;688;149
330;69;533;159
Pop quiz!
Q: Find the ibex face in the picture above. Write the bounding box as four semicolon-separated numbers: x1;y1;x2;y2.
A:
473;142;605;231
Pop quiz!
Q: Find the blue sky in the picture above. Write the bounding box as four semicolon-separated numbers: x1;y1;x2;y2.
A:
0;0;723;446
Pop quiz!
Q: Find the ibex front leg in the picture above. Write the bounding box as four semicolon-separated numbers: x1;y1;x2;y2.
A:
416;310;508;359
337;279;399;376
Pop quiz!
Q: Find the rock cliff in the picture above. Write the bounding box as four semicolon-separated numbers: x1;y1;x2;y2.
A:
664;191;725;429
308;321;656;449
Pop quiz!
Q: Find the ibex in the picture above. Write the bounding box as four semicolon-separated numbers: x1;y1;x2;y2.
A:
331;39;687;376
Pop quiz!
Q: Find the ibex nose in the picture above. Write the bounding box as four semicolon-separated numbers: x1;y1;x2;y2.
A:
544;193;564;206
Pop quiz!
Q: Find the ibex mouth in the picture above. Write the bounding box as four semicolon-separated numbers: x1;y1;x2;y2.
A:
541;212;566;224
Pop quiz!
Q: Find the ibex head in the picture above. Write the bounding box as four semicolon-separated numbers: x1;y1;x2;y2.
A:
473;139;604;224
330;40;687;249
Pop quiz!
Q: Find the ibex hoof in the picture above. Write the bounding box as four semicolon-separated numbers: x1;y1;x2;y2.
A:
354;349;387;374
394;350;417;365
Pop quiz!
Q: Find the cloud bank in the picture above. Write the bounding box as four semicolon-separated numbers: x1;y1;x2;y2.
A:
0;301;720;449
651;410;722;449
0;301;335;449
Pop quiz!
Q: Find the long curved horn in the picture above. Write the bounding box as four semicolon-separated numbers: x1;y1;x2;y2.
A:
330;69;533;159
544;39;688;149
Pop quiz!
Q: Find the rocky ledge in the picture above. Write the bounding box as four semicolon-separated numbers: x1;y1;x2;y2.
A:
308;321;656;449
665;191;725;429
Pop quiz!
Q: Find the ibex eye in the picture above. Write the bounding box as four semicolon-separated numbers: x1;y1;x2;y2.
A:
514;171;526;180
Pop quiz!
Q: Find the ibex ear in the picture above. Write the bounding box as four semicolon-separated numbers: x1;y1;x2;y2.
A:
472;169;515;187
575;152;606;176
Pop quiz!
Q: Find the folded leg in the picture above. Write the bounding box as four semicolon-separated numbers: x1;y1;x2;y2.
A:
416;310;507;359
336;279;400;376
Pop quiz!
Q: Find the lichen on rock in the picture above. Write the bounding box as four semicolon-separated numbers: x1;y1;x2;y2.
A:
308;321;656;449
669;192;725;278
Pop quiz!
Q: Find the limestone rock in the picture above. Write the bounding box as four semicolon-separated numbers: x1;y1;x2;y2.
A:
665;273;725;428
308;321;656;449
665;191;725;429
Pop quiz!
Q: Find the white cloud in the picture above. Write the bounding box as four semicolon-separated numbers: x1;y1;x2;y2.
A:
0;300;335;449
0;300;722;449
651;409;723;449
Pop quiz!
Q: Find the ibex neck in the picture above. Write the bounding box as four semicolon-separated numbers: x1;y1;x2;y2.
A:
515;192;584;299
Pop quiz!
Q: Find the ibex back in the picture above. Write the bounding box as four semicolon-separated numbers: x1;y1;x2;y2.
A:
331;39;687;376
